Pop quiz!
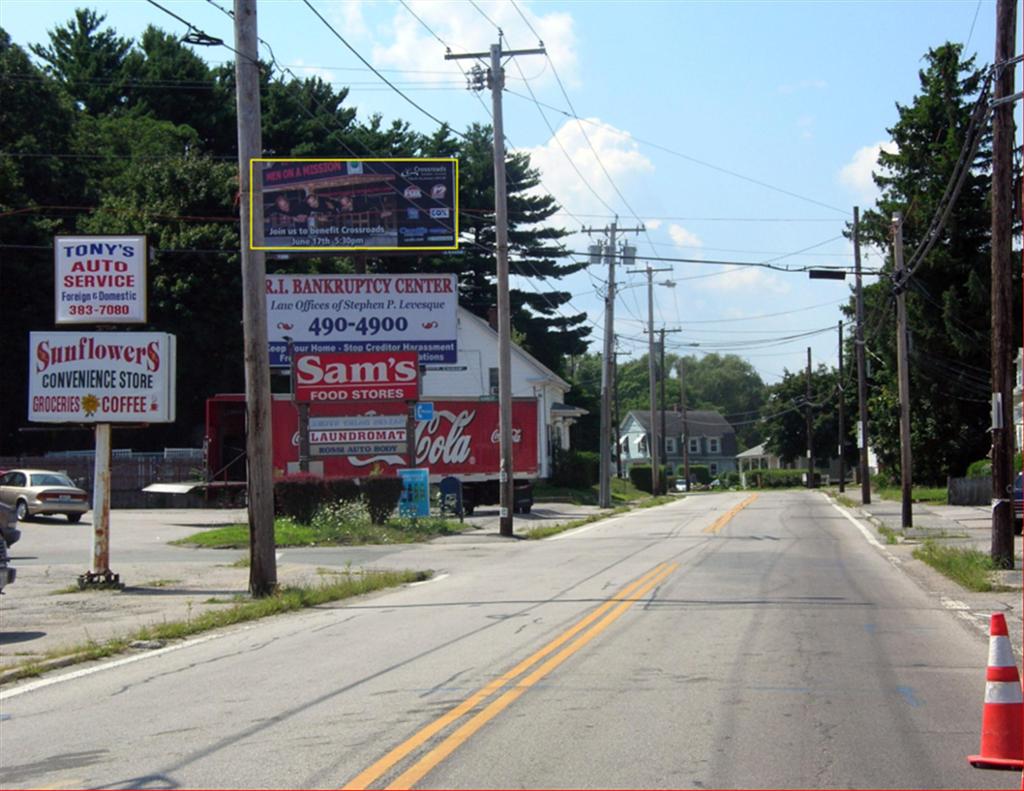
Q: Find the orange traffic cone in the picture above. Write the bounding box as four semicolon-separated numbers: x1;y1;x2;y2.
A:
968;613;1024;770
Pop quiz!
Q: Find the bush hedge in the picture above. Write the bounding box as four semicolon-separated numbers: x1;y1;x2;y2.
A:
274;475;360;523
361;477;404;524
628;465;672;494
745;469;805;488
552;449;600;489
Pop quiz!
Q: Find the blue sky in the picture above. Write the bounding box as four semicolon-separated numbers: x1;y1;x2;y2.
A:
3;0;1021;385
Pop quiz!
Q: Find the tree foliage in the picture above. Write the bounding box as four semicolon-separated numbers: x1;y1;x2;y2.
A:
852;43;1022;483
0;14;592;453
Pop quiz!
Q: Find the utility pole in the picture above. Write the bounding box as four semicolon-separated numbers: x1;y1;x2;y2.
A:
657;327;682;479
678;358;690;492
234;0;276;596
989;0;1017;568
448;41;544;536
628;265;673;494
838;320;846;494
853;206;871;504
806;347;814;489
583;222;641;508
892;213;913;529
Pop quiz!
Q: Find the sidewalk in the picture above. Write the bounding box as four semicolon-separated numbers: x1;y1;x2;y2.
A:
0;502;607;683
828;486;1022;653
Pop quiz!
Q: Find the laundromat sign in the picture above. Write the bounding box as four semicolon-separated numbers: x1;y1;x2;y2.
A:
28;332;176;423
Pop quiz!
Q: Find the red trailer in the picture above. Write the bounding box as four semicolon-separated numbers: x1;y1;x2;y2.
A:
205;394;539;513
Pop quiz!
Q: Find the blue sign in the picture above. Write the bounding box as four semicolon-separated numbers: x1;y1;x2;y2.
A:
414;402;434;422
398;468;431;518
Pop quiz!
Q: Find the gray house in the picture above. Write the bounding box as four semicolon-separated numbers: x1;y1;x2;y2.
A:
619;409;738;478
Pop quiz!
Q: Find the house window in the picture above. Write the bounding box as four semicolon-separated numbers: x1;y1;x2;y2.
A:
488;367;499;395
638;436;649;456
666;437;677;455
689;437;700;454
708;437;721;454
710;462;719;476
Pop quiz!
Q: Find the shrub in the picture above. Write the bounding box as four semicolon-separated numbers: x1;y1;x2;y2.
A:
746;469;805;488
274;476;360;524
361;477;404;525
966;459;992;478
690;465;711;485
629;465;653;493
552;449;600;489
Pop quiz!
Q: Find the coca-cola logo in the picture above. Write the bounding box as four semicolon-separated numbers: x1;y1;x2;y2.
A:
414;409;476;465
490;428;523;444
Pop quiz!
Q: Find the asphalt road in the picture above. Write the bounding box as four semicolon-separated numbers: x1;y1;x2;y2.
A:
0;491;1015;789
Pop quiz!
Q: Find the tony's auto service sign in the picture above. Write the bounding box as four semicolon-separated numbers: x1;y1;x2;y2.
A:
294;351;418;403
29;332;176;423
54;235;147;324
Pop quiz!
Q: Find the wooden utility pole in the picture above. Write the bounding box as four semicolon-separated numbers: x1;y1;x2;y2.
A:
234;0;276;595
806;347;814;488
584;221;640;508
838;320;846;493
599;224;616;509
448;42;544;536
989;0;1017;568
892;213;913;529
678;359;690;492
628;265;672;494
853;206;871;504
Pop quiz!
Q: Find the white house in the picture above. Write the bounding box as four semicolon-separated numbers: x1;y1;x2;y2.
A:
418;307;586;479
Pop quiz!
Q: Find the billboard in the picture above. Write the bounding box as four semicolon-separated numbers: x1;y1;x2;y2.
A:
253;158;458;251
270;399;539;479
54;235;147;324
29;332;176;423
294;351;419;403
267;273;458;366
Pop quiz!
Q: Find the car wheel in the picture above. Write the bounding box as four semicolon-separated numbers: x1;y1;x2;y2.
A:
67;513;82;524
15;500;29;522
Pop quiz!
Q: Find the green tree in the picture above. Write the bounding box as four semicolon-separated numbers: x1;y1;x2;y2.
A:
30;8;133;115
762;364;856;469
853;43;1022;483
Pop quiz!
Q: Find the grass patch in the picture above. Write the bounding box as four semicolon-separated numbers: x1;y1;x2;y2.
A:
2;569;430;683
523;492;677;540
173;507;465;550
877;525;900;545
912;541;1012;592
877;486;947;505
533;478;659;507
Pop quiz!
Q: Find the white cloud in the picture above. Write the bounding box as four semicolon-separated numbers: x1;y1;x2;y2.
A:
839;140;898;202
327;1;369;40
777;78;827;95
522;117;654;216
369;1;579;88
644;219;663;230
289;58;337;86
698;267;790;295
668;225;702;249
797;114;814;141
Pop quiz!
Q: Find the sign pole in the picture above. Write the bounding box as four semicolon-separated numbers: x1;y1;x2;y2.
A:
84;422;119;588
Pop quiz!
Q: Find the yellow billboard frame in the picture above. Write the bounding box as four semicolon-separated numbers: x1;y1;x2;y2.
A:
249;157;459;252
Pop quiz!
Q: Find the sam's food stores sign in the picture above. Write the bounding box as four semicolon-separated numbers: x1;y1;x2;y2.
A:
29;332;176;423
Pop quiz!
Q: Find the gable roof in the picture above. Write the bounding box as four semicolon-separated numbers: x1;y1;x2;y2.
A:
458;307;569;389
624;409;735;436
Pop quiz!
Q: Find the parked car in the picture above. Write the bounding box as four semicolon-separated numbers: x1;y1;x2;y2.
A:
0;469;89;523
1013;472;1022;536
0;501;21;547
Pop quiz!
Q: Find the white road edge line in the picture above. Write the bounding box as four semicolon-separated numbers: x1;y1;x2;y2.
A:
409;572;448;587
827;496;989;635
0;632;227;701
828;499;902;566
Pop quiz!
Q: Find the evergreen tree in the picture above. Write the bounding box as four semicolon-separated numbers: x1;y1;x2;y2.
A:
853;43;1022;483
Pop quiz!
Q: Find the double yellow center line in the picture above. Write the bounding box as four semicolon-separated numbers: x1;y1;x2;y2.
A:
702;493;759;534
342;562;679;790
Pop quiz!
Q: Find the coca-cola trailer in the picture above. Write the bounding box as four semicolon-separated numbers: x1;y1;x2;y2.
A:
204;394;539;514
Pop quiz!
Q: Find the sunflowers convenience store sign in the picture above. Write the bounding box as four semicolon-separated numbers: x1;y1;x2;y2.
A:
29;332;176;423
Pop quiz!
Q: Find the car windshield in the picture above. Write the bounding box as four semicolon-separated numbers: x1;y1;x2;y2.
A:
30;473;75;487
